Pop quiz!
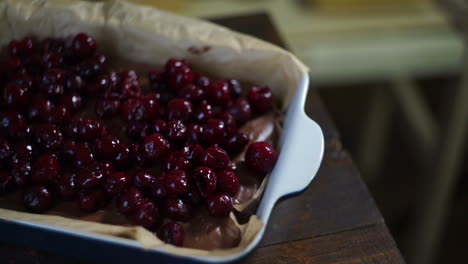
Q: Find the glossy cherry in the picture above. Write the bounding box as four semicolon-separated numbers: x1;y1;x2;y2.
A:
247;86;273;113
216;170;240;197
164;169;190;196
31;154;60;183
158;222;185;247
103;171;131;196
133;199;160;229
163;197;193;222
245;142;278;174
116;187;144;215
201;146;230;171
142;133;171;162
133;170;156;190
23;185;54;213
192;166;217;198
206;194;233;217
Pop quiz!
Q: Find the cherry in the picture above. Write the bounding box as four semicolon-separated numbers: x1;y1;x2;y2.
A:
95;99;120;118
28;98;55;122
218;112;237;136
59;94;82;112
32;154;60;183
165;59;188;73
116;187;144;215
72;143;94;169
152;119;166;134
142;93;160;121
0;111;23;133
40;38;65;53
164;152;192;172
227;98;252;124
193;167;217;197
3;82;30;106
9;37;35;57
114;144;131;169
72;33;97;58
78;54;106;81
158;222;184;247
206;81;231;105
167;99;193;122
41;52;63;69
181;144;204;164
227;79;242;98
10;72;33;88
77;189;105;212
48;106;70;125
95;162;114;178
245;142;278;174
0;170;14;195
248;86;273;113
119;70;142;98
148;70;166;91
225;132;249;154
95;135;121;160
203;119;226;145
40;68;65;97
201;146;230;171
133;170;156;190
216;170;240;197
151;173;167;201
55;172;76;200
195;74;210;89
60;140;77;163
163;197;193;222
23;185;54;213
166;120;188;143
133;199;160;229
0;139;12;160
178;84;204;102
194;101;213;123
103;171;131;196
76;119;101;141
164;169;190;196
167;65;194;90
142;133;170;162
129;143;147;167
206;194;233;217
12;142;33;161
193;166;217;198
63;73;84;93
186;123;204;144
11;160;31;187
120;98;146;122
75;166;105;190
33;124;63;150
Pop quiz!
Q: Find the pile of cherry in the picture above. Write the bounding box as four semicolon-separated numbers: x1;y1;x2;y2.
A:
0;33;278;246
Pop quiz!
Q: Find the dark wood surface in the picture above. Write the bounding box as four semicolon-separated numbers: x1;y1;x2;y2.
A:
0;13;405;264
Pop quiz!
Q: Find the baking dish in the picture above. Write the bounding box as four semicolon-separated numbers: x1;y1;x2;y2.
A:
0;0;324;263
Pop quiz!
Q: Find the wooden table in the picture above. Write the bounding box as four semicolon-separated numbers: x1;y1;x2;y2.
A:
0;13;405;264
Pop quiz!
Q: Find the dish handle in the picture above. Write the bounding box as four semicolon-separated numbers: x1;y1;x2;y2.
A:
256;76;324;222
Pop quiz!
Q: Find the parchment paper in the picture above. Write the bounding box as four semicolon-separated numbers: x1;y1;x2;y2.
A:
0;0;308;257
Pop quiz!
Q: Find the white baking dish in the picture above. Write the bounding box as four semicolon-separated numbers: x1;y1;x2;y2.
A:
0;0;324;262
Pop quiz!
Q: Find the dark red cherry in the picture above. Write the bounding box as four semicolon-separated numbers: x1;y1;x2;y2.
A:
72;33;97;58
55;172;76;200
225;132;249;154
31;154;60;183
120;98;146;122
164;152;192;172
245;142;278;174
248;86;273;113
33;124;63;150
77;189;105;212
9;37;35;57
194;101;213;123
181;144;204;164
59;94;82;112
95;135;121;160
201;146;230;171
133;199;160;229
178;84;204;102
158;222;184;247
216;170;240;197
41;52;63;69
206;81;231;105
28;98;55;122
0;170;14;195
152;120;167;135
206;194;233;217
167;65;194;90
133;170;156;190
166;120;188;143
40;68;65;97
76;119;101;141
150;173;167;201
218;112;237;136
148;70;167;91
227;79;242;98
116;187;144;215
142;133;170;162
164;169;190;196
75;166;105;190
72;143;94;169
0;139;12;160
195;74;210;89
23;185;54;213
192;166;217;198
203;119;226;145
227;98;252;124
186;124;203;144
163;197;193;222
95;99;120;118
10;159;31;187
103;172;131;196
12;142;33;161
3;82;30;106
167;99;193;122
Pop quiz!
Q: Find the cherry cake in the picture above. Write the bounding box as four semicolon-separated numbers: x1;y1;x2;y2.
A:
0;33;279;249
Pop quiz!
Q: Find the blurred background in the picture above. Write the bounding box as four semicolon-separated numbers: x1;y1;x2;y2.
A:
122;0;466;263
